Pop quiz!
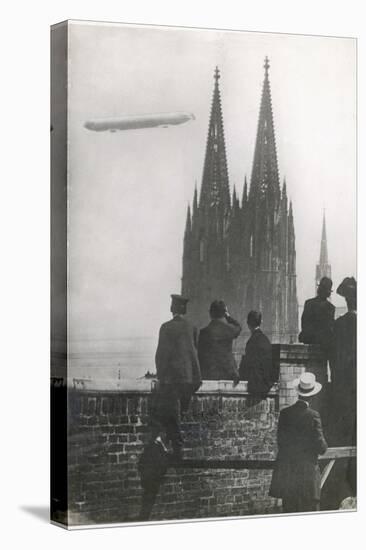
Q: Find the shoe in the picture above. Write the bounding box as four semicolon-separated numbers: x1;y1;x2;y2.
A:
154;436;169;453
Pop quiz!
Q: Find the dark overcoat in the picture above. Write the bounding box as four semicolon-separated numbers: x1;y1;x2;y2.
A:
269;400;328;501
239;329;274;394
198;317;241;380
299;296;335;350
155;316;201;391
330;311;356;445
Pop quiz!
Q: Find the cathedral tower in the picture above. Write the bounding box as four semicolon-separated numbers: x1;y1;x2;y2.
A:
182;60;298;346
182;67;231;328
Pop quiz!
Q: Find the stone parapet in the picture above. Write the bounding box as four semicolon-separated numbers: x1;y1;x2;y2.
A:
52;344;326;527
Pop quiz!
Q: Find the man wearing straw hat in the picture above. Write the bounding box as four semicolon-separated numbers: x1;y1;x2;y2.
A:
269;372;328;513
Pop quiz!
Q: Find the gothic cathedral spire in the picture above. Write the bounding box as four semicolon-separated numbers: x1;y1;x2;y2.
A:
182;60;298;344
250;57;280;204
199;67;230;211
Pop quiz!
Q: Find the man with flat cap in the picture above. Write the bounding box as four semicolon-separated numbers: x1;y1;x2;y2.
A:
331;276;356;440
299;276;335;357
269;372;328;513
151;294;201;460
239;310;274;395
198;300;241;383
322;277;357;509
299;277;335;422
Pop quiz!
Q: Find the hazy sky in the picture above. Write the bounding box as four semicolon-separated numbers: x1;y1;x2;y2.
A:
67;21;356;342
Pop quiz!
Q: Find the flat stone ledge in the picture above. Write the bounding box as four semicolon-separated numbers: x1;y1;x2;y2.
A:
63;378;279;395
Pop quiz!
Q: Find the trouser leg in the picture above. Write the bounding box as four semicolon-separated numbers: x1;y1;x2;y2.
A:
282;497;298;513
282;496;320;513
150;385;180;446
180;386;193;415
139;484;160;521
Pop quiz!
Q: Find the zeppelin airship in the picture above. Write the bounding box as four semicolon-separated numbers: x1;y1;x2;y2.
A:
84;111;195;132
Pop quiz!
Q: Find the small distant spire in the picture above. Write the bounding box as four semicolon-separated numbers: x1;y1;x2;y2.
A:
315;210;331;292
320;210;328;265
214;66;220;83
264;56;270;78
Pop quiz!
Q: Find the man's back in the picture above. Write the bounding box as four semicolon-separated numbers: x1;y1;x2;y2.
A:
198;319;240;380
155;316;200;387
277;400;328;462
269;399;327;503
239;329;273;393
299;296;335;346
331;311;356;444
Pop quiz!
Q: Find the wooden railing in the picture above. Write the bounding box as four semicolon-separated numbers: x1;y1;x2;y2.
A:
169;447;356;489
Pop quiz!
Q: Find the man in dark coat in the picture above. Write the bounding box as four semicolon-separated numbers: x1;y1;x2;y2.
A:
239;310;274;394
321;277;357;510
269;372;328;513
198;300;241;383
299;276;335;359
151;294;201;460
299;276;335;423
330;277;356;444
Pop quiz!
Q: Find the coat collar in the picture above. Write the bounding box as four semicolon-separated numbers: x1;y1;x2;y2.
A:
249;327;263;339
295;398;310;409
172;314;185;322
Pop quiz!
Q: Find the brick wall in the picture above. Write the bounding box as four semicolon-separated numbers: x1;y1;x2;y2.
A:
62;344;323;527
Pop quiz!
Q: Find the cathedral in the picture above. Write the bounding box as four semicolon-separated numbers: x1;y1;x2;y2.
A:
181;58;299;346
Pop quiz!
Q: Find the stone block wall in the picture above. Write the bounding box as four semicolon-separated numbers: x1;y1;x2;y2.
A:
55;344;326;527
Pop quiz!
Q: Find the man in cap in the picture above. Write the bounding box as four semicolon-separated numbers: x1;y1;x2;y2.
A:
151;294;201;460
299;277;335;424
269;372;328;513
321;277;357;510
332;277;357;398
198;300;241;383
330;276;356;443
299;276;335;358
239;310;275;395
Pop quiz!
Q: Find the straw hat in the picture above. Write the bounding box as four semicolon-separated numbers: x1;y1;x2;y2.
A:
292;372;322;397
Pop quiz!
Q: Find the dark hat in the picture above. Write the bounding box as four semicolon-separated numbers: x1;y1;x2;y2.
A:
170;294;189;314
318;276;333;292
170;294;189;306
209;300;227;318
336;277;357;300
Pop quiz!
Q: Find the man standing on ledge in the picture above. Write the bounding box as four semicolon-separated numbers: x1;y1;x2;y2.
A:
298;276;335;424
299;276;335;363
269;372;328;513
151;294;201;460
198;300;241;383
239;311;274;394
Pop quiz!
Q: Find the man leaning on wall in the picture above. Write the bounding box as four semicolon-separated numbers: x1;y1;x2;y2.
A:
239;310;274;394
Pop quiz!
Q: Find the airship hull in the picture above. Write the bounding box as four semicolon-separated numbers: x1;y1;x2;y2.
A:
84;112;195;132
